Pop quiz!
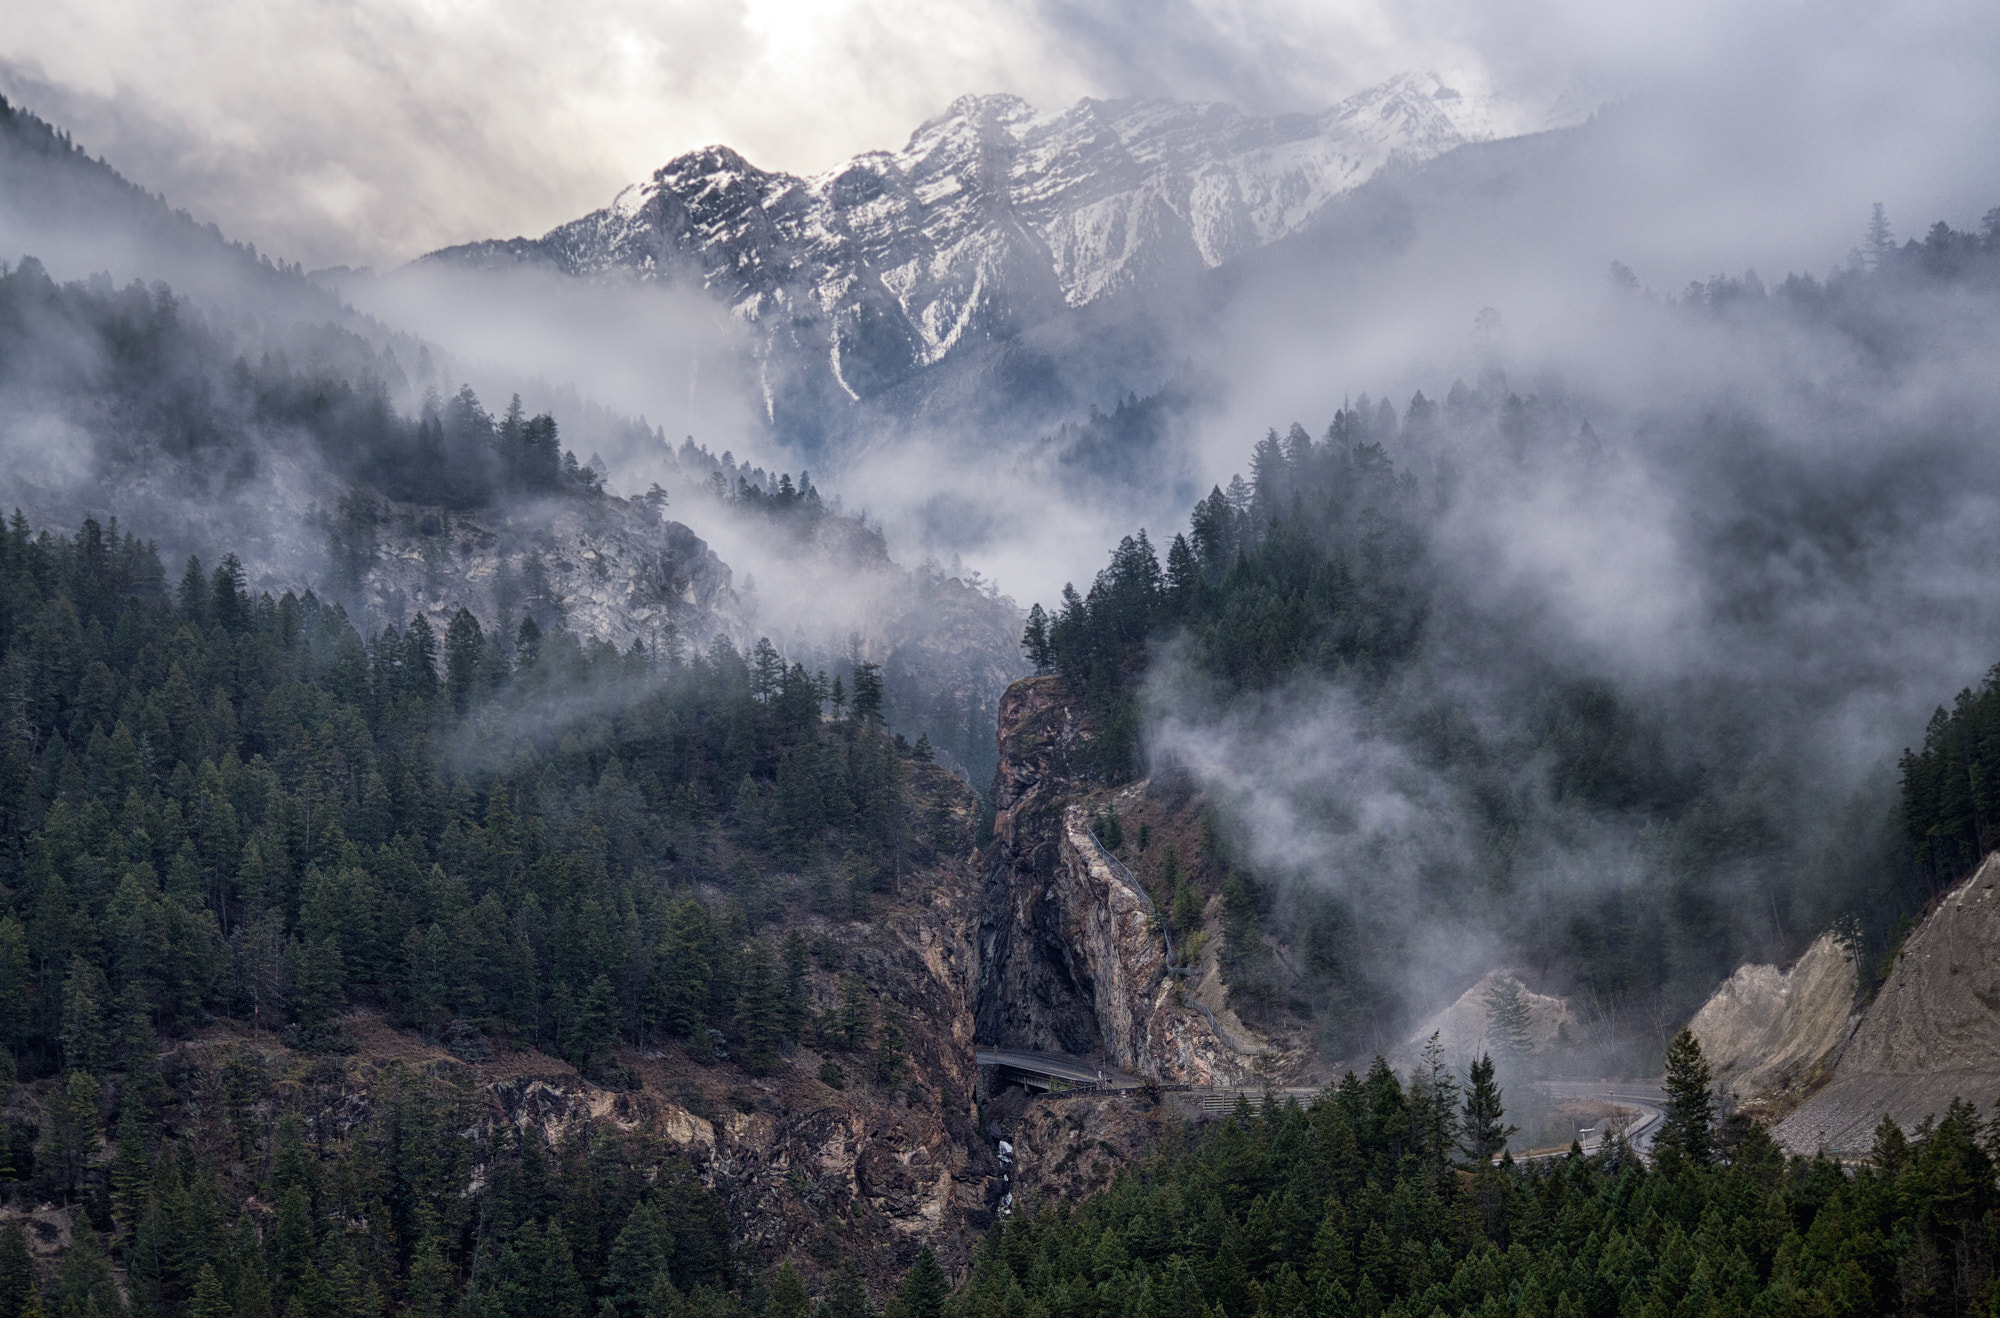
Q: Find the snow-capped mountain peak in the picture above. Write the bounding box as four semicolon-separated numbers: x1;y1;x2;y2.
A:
423;72;1596;426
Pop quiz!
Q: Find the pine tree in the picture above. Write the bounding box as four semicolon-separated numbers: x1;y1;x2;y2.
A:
737;949;783;1076
1458;1054;1515;1162
1021;605;1053;672
768;1266;810;1318
1409;1031;1459;1173
601;1202;673;1318
1483;976;1532;1063
897;1250;947;1318
851;663;885;728
1865;202;1894;269
817;1268;874;1318
37;1070;100;1203
186;1265;231;1318
0;1226;34;1318
830;975;872;1052
445;607;484;714
405;1232;453;1318
1654;1027;1715;1171
874;1008;906;1086
780;931;810;1038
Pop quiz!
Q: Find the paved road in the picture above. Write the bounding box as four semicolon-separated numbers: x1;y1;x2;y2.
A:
1523;1079;1667;1159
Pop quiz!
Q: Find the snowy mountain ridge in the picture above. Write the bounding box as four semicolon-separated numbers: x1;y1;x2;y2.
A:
421;71;1593;420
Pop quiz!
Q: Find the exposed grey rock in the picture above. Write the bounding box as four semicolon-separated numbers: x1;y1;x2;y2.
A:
421;75;1590;433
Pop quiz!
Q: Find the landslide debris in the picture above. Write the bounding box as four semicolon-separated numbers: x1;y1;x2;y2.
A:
1772;853;2000;1154
1400;971;1577;1069
1688;931;1857;1118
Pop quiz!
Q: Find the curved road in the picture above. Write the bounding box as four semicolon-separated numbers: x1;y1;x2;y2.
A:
1523;1080;1667;1160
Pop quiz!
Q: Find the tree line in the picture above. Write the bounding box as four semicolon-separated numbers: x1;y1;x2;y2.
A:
0;259;598;509
0;511;922;1083
950;1031;2000;1318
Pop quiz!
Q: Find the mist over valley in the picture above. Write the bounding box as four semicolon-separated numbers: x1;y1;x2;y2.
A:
7;5;2000;1315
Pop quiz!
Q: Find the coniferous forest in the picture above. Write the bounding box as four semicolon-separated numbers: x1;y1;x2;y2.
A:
1022;212;2000;1055
952;1042;2000;1318
14;32;2000;1318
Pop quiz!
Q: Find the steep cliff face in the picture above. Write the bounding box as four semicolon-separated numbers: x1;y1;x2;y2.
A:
1689;932;1857;1116
975;675;1275;1084
977;676;1106;1055
1771;855;2000;1153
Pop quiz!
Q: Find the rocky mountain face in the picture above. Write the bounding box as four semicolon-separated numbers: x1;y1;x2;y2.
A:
1766;855;2000;1153
338;492;735;651
1400;970;1579;1070
420;75;1586;437
974;675;1279;1086
1688;932;1858;1121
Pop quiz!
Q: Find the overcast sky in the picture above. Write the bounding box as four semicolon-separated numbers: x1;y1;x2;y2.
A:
0;0;1671;271
5;0;1996;273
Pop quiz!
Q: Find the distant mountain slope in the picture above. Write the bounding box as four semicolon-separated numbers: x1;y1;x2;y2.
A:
419;75;1590;442
0;91;345;320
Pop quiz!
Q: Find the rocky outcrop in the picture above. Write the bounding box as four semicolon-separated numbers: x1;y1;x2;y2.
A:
975;675;1274;1084
349;492;734;648
1689;932;1857;1115
1772;854;2000;1154
1004;1094;1175;1211
1399;971;1577;1069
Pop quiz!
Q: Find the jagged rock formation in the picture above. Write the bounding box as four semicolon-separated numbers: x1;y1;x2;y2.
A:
1688;932;1857;1116
975;675;1273;1084
1772;854;2000;1154
421;76;1591;432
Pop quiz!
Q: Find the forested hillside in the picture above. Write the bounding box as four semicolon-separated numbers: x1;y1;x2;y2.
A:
0;511;916;1076
1024;208;2000;1057
0;501;981;1316
950;1040;2000;1318
0;257;597;511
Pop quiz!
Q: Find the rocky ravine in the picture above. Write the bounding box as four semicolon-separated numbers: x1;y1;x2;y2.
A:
975;674;1276;1087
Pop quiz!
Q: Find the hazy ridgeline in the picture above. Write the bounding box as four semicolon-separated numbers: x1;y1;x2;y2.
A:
1037;216;2000;1059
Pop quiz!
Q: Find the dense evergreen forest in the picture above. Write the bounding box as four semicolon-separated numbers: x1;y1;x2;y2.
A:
1024;208;2000;1055
0;499;973;1318
0;510;920;1078
952;1035;2000;1318
1898;670;2000;891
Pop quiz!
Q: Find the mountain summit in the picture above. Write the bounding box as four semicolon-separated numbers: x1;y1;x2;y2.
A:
420;73;1589;428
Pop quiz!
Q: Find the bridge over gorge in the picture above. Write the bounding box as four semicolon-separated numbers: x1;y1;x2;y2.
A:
974;1047;1319;1111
